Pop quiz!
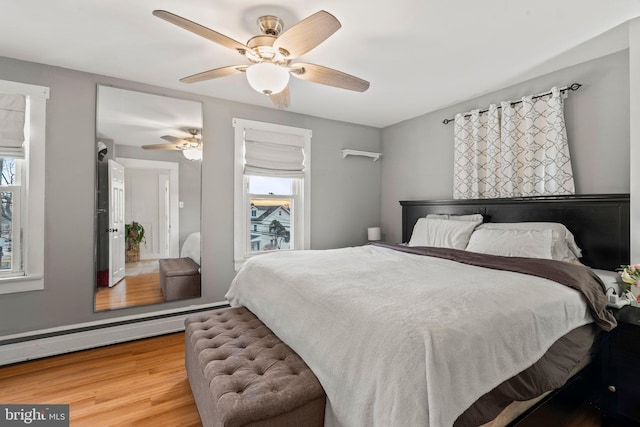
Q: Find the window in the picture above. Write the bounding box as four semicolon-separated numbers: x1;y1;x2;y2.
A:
233;118;311;269
248;176;295;253
0;80;48;294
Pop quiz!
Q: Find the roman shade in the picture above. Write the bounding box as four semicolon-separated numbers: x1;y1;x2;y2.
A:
243;128;306;177
0;93;26;159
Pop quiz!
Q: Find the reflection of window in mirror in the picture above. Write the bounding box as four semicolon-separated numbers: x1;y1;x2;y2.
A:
94;85;203;311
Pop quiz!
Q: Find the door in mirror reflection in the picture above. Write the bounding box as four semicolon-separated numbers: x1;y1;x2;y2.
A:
94;85;203;311
108;159;126;286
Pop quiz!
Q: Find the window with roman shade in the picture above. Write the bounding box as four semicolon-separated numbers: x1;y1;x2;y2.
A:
0;80;48;294
233;118;311;270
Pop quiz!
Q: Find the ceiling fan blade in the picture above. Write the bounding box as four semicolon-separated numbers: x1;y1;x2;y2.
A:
161;135;186;144
180;65;247;84
270;85;290;109
273;10;341;59
142;144;183;150
153;10;250;54
290;63;370;92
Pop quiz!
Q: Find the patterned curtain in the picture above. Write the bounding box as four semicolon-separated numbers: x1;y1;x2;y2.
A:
453;87;574;199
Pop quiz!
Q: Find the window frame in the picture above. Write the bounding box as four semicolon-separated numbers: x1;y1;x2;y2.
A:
0;79;48;294
233;118;311;270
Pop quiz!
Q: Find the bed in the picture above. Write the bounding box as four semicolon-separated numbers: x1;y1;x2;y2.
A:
226;194;630;427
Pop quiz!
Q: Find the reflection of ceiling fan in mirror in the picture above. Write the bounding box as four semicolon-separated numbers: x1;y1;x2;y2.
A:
152;9;369;109
142;128;202;160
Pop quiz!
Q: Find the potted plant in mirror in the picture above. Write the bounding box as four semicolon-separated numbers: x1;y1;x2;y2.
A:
125;221;146;263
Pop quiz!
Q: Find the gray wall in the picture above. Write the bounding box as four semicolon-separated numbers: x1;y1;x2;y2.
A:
0;56;381;337
381;50;631;244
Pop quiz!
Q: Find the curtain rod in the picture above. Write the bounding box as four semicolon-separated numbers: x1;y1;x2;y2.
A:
441;83;582;125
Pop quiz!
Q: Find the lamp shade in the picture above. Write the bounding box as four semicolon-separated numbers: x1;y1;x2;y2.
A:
367;227;381;241
183;148;202;161
246;63;290;95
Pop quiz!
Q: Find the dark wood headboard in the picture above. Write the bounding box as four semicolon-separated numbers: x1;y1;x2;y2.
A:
400;194;630;270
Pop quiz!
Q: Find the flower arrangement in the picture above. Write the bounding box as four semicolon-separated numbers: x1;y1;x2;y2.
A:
616;264;640;293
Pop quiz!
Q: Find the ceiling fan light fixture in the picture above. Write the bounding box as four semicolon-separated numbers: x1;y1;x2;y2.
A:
246;62;290;95
183;148;202;161
153;9;369;109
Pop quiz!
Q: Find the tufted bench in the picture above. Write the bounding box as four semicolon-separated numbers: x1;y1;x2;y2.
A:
184;307;326;427
159;257;201;301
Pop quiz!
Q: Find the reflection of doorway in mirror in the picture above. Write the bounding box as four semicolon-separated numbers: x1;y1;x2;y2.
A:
118;158;180;264
126;169;166;261
108;159;125;287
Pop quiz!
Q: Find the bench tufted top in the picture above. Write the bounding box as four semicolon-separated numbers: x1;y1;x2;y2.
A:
185;307;325;427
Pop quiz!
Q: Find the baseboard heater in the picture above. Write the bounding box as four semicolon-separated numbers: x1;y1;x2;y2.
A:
0;302;229;366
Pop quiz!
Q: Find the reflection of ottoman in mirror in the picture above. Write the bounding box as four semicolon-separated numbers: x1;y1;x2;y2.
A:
159;258;201;301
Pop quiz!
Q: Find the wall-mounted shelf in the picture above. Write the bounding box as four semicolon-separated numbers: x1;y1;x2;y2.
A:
341;149;382;162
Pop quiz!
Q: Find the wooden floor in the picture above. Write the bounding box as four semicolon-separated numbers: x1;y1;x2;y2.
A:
94;273;164;311
0;333;606;427
0;333;201;427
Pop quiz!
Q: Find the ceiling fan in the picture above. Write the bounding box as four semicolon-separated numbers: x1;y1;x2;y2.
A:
142;128;202;160
152;9;370;108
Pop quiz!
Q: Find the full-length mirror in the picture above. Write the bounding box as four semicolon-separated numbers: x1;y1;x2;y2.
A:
94;85;203;311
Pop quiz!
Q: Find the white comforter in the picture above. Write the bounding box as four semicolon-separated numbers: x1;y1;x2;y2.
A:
226;245;593;427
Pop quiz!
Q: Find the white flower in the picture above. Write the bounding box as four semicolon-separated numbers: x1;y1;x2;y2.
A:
621;269;636;286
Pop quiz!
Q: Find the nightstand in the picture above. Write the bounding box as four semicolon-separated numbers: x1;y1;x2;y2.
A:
602;305;640;425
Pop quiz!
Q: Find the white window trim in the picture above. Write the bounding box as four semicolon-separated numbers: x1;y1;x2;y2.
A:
0;80;48;294
233;118;311;270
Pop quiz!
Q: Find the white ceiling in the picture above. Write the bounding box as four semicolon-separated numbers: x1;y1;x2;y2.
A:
2;0;640;128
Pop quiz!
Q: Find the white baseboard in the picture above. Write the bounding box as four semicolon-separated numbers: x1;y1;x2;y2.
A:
0;302;227;366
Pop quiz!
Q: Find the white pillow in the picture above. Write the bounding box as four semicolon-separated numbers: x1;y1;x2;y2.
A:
408;218;479;249
466;228;553;259
426;213;484;223
475;222;582;261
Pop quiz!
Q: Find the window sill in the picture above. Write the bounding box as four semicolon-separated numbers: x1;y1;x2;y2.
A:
0;275;44;295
